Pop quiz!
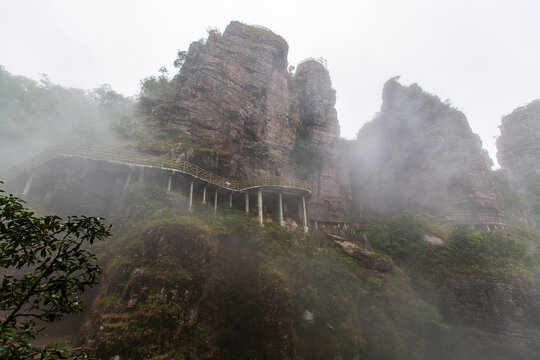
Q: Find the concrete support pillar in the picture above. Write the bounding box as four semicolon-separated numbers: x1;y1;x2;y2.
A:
258;190;263;226
138;168;144;182
302;195;308;233
123;170;133;193
214;189;218;215
202;186;207;204
229;192;233;209
22;176;33;196
188;181;193;212
167;172;173;192
278;192;284;227
245;192;249;213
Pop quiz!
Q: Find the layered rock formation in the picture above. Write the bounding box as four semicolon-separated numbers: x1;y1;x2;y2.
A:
445;276;540;338
167;22;296;178
155;21;351;221
141;22;508;225
293;60;351;221
349;79;503;225
497;100;540;192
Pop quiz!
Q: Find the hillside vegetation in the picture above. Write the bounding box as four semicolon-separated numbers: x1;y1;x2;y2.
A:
61;184;540;360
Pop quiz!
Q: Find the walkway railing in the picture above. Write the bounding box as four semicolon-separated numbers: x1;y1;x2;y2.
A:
1;143;312;193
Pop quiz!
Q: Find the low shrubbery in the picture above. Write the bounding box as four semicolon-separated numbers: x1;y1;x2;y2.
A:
366;211;434;260
366;211;539;279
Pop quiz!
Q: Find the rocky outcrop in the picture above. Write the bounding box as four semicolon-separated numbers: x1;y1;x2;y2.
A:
168;22;296;179
349;78;503;225
294;60;340;148
327;234;393;272
445;276;540;338
157;21;350;221
293;60;350;221
497;100;540;192
80;221;295;359
306;147;353;221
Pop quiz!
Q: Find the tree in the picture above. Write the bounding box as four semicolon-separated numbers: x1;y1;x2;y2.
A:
173;50;187;69
0;184;111;359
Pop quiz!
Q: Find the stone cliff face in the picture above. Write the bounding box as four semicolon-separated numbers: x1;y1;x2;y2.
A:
497;100;540;192
294;60;340;148
445;275;540;338
349;79;503;225
293;60;351;221
159;21;350;221
168;22;296;178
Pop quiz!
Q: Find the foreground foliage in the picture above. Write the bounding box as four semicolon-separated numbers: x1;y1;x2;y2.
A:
0;186;111;359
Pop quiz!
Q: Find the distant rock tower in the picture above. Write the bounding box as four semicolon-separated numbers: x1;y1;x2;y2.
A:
497;100;540;193
350;78;504;225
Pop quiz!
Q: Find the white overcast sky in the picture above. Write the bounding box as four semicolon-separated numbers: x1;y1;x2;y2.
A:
1;0;539;166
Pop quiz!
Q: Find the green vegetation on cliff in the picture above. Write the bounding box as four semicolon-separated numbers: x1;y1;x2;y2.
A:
367;211;538;278
68;183;540;360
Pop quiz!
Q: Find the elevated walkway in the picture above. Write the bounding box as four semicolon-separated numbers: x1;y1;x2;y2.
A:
1;143;312;195
1;143;312;232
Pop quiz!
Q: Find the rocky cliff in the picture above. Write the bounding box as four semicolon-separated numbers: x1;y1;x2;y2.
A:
445;275;540;338
349;78;503;225
166;22;296;178
148;21;351;221
497;100;540;192
292;60;351;221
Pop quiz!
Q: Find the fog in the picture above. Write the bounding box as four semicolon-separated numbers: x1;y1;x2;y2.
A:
1;2;540;359
349;78;504;225
1;0;540;167
0;66;132;172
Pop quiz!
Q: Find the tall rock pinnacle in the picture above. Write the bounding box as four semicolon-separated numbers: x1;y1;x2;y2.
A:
350;78;503;225
497;100;540;192
150;21;351;220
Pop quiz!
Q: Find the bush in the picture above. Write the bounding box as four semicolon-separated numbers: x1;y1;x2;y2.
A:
367;211;433;261
446;227;530;273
